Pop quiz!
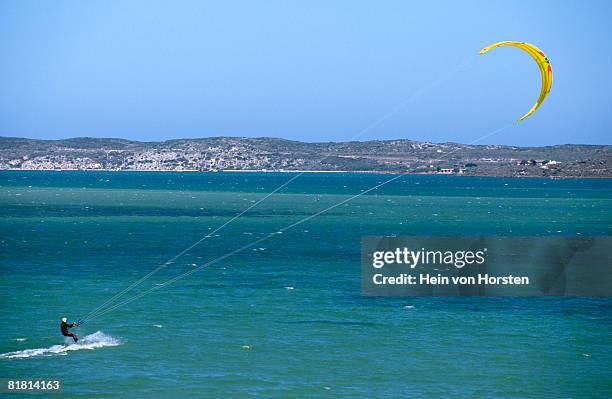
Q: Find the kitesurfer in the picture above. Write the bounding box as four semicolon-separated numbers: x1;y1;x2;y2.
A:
60;317;78;342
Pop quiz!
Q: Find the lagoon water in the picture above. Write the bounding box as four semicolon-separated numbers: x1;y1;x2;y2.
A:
1;171;611;397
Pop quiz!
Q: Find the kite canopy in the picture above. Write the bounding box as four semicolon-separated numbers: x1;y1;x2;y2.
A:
480;41;553;122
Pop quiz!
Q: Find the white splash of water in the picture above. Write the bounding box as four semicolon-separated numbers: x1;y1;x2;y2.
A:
1;331;120;359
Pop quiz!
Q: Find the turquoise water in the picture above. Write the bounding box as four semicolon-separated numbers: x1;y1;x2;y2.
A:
1;171;611;398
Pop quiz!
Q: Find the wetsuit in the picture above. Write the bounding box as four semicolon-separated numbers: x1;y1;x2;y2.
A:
61;321;78;342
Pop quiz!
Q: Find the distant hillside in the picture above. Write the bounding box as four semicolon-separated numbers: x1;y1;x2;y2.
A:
0;136;610;177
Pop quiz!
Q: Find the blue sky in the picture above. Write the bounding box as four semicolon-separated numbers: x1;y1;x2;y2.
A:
1;1;610;145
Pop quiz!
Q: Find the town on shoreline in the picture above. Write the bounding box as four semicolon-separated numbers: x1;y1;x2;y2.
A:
1;136;610;178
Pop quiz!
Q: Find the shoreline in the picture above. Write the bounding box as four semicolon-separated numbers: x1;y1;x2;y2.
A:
1;168;610;179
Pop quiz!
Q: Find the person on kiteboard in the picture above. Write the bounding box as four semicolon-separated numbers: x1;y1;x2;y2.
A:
60;317;78;342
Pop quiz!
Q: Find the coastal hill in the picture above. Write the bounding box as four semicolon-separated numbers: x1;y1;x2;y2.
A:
1;136;610;177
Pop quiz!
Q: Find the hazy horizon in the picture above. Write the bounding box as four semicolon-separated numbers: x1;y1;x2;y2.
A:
3;133;610;148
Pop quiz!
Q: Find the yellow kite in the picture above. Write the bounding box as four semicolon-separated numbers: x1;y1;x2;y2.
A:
480;41;553;122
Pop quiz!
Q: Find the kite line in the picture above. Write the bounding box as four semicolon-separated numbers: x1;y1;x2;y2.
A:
78;55;477;324
80;120;512;324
